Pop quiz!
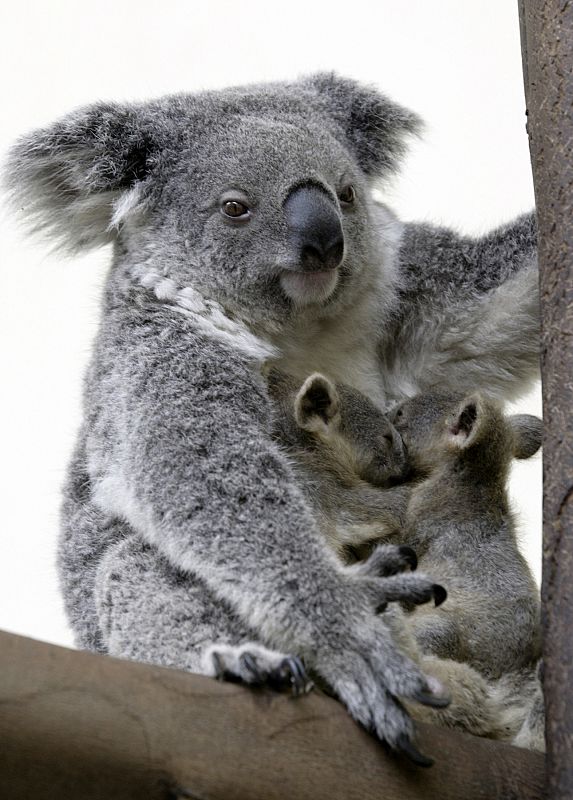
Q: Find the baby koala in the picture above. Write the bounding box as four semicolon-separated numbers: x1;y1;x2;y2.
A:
268;369;544;748
388;391;542;679
267;368;412;562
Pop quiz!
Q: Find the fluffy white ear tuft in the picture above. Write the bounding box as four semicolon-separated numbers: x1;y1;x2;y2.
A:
2;102;157;252
294;373;340;434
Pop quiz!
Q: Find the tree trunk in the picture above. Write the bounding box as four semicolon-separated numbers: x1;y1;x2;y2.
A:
518;2;573;798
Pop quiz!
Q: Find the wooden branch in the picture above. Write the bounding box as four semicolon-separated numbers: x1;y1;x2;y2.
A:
518;2;573;798
0;630;544;800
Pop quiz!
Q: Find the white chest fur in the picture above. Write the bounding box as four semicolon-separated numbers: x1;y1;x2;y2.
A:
271;301;388;408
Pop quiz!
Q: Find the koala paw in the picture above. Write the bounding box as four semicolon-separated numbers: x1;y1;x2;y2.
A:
344;543;446;612
346;543;418;577
202;642;313;697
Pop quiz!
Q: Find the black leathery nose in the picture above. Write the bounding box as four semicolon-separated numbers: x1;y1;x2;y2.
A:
283;184;344;272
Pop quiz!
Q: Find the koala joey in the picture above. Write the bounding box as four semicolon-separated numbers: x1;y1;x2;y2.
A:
274;370;543;746
4;73;541;763
390;390;542;679
267;367;412;561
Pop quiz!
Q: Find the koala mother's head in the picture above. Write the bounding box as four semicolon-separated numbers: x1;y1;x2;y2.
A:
4;74;420;326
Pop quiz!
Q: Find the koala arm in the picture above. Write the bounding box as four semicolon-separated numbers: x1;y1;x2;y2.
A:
388;212;539;401
89;293;447;754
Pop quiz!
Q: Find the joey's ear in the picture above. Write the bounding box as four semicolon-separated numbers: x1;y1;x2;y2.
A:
3;103;160;252
303;72;423;177
294;373;340;434
447;396;483;449
509;415;543;459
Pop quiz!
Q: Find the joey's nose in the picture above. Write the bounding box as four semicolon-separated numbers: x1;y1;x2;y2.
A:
284;185;344;271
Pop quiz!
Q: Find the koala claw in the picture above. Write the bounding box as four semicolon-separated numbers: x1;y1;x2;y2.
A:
271;655;314;697
433;584;447;607
395;733;434;768
205;642;313;697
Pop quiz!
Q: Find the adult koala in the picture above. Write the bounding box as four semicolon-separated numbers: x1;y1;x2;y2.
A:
4;74;539;761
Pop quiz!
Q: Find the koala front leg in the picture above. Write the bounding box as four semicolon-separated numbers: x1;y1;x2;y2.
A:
91;308;450;762
94;533;254;673
95;532;313;693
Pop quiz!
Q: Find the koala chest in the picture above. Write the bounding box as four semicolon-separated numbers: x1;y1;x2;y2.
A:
272;321;387;408
271;321;422;411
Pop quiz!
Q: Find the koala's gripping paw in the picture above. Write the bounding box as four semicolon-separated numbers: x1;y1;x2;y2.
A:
202;642;313;697
305;562;451;766
312;614;449;767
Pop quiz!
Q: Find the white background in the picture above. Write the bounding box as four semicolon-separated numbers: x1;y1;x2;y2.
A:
0;0;541;648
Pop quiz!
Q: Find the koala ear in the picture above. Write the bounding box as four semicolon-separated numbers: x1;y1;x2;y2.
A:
3;103;159;252
303;72;423;178
447;396;482;449
509;415;543;459
294;373;340;434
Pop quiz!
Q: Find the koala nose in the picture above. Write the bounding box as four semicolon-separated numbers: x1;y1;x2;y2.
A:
284;185;344;272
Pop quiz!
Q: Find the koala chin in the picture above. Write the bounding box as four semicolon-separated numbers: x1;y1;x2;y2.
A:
280;268;339;306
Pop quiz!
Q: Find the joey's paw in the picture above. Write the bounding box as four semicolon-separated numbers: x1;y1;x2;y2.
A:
347;543;418;578
365;572;447;614
202;642;313;697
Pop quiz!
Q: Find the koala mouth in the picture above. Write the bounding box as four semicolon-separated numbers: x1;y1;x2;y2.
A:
280;268;339;306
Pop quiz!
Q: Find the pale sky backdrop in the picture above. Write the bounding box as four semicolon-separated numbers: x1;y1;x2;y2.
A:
0;0;541;648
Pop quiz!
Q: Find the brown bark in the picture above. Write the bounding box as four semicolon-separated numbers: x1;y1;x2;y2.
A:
519;2;573;798
0;630;544;800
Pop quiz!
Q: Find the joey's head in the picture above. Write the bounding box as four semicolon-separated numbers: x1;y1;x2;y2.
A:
292;373;408;486
4;74;421;328
390;392;542;481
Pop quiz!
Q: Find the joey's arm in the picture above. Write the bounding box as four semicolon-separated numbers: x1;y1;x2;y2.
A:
384;212;539;401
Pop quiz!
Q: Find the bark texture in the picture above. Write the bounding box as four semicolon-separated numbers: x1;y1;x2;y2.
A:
519;2;573;798
0;631;545;800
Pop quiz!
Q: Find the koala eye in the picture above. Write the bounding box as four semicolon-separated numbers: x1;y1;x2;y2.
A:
338;185;356;205
221;200;250;219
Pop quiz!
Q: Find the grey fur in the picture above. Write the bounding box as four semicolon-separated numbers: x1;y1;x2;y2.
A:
3;73;540;755
393;393;544;748
392;391;541;677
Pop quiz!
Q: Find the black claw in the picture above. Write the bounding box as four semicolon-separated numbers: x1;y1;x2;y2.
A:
375;601;388;614
395;734;434;768
282;656;313;696
398;545;418;571
289;656;306;687
239;652;264;684
433;584;448;606
413;689;451;709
